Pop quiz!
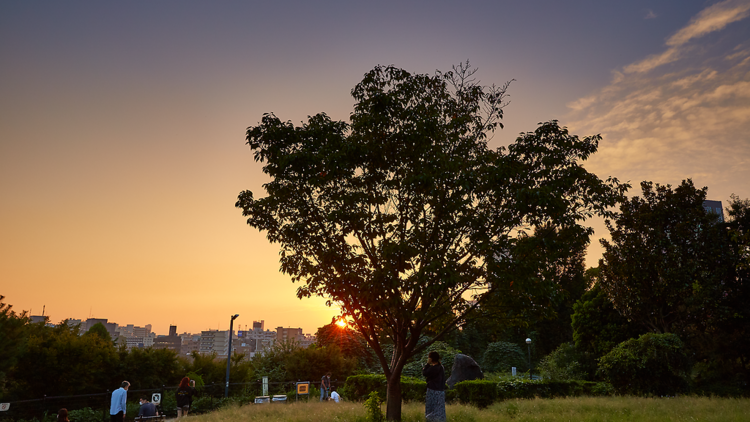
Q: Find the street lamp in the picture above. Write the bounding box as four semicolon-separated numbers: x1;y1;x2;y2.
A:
225;314;239;398
526;338;532;380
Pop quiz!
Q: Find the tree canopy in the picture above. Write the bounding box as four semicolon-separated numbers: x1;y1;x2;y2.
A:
237;63;626;420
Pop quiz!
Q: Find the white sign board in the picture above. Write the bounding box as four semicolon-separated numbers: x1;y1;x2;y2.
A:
511;367;517;377
151;393;161;404
262;376;268;396
0;403;9;412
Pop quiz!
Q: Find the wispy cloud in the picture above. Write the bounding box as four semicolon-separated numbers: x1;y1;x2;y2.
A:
666;0;750;46
645;9;657;20
567;0;750;206
624;0;750;74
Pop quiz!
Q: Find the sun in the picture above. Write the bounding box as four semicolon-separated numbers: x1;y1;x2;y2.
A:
335;318;347;328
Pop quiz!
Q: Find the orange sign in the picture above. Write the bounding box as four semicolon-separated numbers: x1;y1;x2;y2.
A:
297;382;309;394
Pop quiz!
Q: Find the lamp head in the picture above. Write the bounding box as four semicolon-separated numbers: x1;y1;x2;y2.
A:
232;314;240;320
526;338;532;344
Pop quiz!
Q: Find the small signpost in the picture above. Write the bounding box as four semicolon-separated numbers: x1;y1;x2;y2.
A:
151;393;161;404
296;382;310;402
262;376;268;396
0;403;10;412
512;367;517;377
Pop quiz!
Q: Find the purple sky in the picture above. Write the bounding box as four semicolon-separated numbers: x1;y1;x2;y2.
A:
2;0;748;335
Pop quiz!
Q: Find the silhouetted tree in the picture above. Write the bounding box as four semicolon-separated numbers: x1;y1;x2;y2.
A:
236;63;626;420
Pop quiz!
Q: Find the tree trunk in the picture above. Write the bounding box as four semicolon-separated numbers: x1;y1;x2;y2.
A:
385;370;403;421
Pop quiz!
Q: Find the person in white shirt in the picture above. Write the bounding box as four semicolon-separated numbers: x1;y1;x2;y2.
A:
329;389;341;403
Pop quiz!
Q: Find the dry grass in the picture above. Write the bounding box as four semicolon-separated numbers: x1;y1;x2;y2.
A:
188;396;750;422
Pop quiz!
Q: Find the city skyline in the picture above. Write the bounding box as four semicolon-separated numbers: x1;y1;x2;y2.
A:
2;0;749;335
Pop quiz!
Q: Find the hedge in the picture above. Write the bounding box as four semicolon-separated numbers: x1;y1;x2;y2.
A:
453;379;614;407
342;374;613;407
341;374;427;402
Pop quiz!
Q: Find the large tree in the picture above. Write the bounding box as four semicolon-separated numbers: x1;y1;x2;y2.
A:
599;180;734;335
237;63;626;420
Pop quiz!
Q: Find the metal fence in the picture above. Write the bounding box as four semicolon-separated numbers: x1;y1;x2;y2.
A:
0;380;341;422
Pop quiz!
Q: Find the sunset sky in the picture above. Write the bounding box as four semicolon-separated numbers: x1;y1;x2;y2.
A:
2;0;749;336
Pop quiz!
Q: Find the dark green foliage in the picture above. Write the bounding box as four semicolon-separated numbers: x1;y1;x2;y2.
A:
482;342;527;373
598;333;690;395
10;323;119;398
453;378;613;407
0;295;29;395
401;341;460;380
249;341;356;385
571;282;644;360
600;180;732;335
116;346;182;389
67;407;100;422
341;374;426;402
364;391;385;422
537;342;594;381
453;380;498;408
237;62;626;421
83;323;111;343
316;321;373;367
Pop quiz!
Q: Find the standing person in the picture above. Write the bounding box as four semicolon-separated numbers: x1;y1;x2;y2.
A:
175;377;196;418
138;396;159;418
57;408;69;422
319;372;331;402
110;381;130;422
423;352;446;422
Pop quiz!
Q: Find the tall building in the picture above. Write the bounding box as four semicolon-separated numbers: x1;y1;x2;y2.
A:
169;325;177;337
199;330;232;356
703;200;724;222
253;320;265;331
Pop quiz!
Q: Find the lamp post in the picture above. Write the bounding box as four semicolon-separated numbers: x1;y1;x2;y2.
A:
526;338;532;380
225;314;239;398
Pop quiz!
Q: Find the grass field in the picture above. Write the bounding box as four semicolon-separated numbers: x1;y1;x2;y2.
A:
189;396;750;422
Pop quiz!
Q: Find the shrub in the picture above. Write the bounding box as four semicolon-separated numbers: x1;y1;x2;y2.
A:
453;380;498;408
482;342;527;373
538;342;593;381
598;332;690;395
67;408;100;422
364;391;384;422
341;374;427;402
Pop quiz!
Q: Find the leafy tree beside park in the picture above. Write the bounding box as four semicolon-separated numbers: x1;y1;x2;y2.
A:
599;179;732;335
0;295;29;396
237;63;626;420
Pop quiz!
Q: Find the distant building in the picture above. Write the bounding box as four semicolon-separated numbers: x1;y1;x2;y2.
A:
29;315;48;324
84;318;118;339
181;338;201;356
200;330;231;356
276;327;304;344
703;200;724;222
154;336;182;353
169;325;177;337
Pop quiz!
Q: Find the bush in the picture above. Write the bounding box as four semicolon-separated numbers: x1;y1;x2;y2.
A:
538;342;593;381
482;342;528;373
341;374;427;402
453;380;497;408
454;378;615;407
401;341;461;380
598;333;690;396
67;408;100;422
364;391;385;422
